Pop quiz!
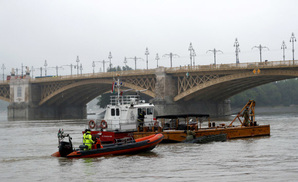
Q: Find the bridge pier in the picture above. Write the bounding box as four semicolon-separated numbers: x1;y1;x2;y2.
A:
8;73;86;120
153;67;231;117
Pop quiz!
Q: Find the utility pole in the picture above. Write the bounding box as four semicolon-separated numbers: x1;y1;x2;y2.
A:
49;66;63;76
62;64;74;76
108;52;112;70
206;48;223;65
234;38;240;64
252;44;269;62
155;53;160;68
76;56;80;75
98;60;108;72
1;64;5;81
163;53;179;68
145;47;149;69
281;41;287;61
125;56;143;70
290;32;296;63
92;61;95;74
80;63;83;75
44;60;48;76
188;43;194;67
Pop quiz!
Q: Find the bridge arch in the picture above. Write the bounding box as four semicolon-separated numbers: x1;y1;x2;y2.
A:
175;70;298;102
39;79;155;106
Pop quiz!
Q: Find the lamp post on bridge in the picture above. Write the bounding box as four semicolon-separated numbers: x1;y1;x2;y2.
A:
108;52;112;71
290;32;296;63
62;64;75;76
125;56;143;70
1;64;5;81
44;60;48;76
76;56;80;75
252;44;269;62
206;48;223;65
93;60;108;72
80;63;83;75
49;66;63;76
39;67;42;77
234;38;240;64
31;66;35;78
163;53;179;68
188;43;194;67
155;53;160;68
192;49;196;66
281;41;287;61
145;47;149;70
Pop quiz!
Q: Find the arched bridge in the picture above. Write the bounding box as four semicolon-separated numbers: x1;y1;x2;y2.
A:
5;59;298;120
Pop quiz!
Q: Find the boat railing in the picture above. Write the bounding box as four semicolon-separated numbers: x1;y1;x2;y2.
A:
110;95;140;105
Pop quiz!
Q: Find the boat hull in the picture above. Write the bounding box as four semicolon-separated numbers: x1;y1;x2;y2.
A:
133;125;270;143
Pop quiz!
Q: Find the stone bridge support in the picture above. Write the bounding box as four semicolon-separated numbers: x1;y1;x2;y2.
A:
8;75;86;120
153;67;231;116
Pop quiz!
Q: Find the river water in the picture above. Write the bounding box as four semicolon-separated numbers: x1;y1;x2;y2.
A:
1;110;298;182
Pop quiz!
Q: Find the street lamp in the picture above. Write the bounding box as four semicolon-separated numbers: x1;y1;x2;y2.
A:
145;47;149;69
163;53;179;68
124;57;127;67
1;64;5;81
92;61;95;74
188;43;194;67
155;53;160;68
125;57;143;70
76;56;80;75
234;38;240;64
192;49;196;66
252;44;269;62
108;52;112;70
206;48;223;65
281;41;287;61
290;32;296;63
44;60;48;76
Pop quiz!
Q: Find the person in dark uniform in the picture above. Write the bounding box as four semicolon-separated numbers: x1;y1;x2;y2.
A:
242;107;250;126
137;110;145;128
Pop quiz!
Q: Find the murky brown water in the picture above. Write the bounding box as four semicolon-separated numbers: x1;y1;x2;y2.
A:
1;111;298;182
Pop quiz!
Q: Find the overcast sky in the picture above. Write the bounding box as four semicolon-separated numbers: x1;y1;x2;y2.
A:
0;0;297;76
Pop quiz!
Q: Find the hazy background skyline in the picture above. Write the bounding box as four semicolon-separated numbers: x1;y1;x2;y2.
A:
0;0;297;76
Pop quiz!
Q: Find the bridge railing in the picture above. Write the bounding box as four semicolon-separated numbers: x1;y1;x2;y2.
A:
30;69;156;82
166;60;298;73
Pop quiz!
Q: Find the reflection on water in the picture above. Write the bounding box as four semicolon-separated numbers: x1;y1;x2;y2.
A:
0;108;298;181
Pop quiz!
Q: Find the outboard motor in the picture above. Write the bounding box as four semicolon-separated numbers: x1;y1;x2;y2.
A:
57;129;74;157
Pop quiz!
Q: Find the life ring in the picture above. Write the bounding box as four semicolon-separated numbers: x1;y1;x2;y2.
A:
89;120;96;129
154;121;159;127
100;120;108;129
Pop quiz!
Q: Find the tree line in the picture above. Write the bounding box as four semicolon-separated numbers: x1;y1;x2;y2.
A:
229;78;298;107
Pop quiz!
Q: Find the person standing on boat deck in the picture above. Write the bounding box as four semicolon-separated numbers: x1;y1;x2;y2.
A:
137;110;145;128
242;107;250;126
83;129;87;146
84;130;95;150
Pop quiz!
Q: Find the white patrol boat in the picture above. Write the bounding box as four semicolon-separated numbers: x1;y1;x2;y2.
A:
87;77;156;143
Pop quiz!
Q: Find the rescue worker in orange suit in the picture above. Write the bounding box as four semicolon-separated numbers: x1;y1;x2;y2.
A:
83;129;94;150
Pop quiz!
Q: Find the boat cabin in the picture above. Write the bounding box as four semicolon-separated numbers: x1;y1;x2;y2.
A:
102;95;154;131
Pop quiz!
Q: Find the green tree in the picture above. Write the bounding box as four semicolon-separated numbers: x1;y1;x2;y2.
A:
230;79;298;107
